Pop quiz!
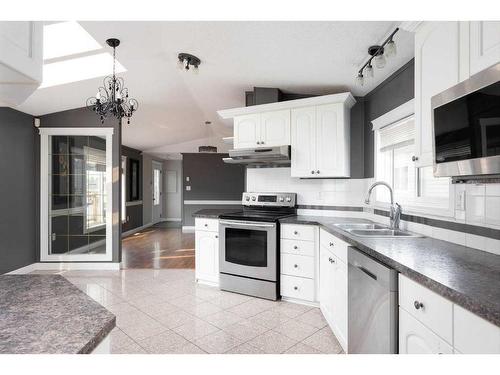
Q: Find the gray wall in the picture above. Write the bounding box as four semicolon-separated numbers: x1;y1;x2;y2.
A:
164;160;183;221
39;107;122;263
350;98;366;178
0;108;37;273
363;58;415;177
182;153;245;226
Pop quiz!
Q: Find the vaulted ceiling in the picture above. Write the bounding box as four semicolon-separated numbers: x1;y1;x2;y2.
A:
16;21;414;159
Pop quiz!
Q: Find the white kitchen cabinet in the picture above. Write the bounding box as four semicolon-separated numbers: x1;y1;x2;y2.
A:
414;21;463;167
291;104;350;178
399;308;453;354
319;244;347;350
470;21;500;75
233;110;290;149
0;21;43;105
233;114;261;149
195;218;219;286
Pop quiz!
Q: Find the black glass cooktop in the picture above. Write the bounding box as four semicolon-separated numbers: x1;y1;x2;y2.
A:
219;208;296;223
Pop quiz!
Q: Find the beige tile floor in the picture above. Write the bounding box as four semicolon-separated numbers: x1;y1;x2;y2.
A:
33;269;344;354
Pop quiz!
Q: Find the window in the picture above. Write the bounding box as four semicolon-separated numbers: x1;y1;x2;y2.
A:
153;169;160;206
84;146;107;231
375;115;452;214
122;156;127;223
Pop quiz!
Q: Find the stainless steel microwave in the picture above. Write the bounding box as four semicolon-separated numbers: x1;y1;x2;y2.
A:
432;63;500;177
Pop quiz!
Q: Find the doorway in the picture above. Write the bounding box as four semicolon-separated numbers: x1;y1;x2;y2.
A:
152;160;163;224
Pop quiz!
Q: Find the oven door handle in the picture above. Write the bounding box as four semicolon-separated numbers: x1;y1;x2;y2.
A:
219;220;276;228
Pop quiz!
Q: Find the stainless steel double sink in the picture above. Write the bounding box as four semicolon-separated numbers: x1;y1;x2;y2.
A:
334;222;422;238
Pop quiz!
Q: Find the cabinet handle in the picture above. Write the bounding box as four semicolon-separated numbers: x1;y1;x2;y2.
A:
414;300;424;310
293;286;298;290
328;257;335;264
311;170;315;174
316;170;320;174
215;235;218;239
293;245;298;250
329;242;334;247
412;156;419;162
256;141;260;145
294;264;298;268
204;224;208;227
294;231;298;235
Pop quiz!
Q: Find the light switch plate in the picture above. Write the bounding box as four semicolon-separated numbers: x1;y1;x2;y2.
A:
456;189;466;211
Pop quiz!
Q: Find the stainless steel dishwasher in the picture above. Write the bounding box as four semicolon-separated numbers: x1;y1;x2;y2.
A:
348;247;398;354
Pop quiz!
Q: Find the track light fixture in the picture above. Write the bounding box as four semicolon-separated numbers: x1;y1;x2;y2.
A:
356;28;399;86
177;53;201;74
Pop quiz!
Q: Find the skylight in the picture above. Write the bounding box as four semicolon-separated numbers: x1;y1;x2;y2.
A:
43;21;102;60
39;53;126;88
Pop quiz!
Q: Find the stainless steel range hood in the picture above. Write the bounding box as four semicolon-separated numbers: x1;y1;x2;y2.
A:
223;145;291;167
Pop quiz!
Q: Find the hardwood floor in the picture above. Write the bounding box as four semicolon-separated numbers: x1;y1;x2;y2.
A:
121;225;195;269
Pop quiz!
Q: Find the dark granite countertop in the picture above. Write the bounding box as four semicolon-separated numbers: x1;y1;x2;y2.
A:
0;275;116;354
280;216;500;327
193;208;242;219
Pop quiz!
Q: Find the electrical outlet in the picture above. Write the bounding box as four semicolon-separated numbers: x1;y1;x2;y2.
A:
186;176;190;182
186;185;191;191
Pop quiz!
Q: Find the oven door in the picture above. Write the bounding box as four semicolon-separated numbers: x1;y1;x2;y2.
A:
219;220;277;282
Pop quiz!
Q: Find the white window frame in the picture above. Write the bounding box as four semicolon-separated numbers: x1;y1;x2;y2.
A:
40;127;113;262
371;99;455;218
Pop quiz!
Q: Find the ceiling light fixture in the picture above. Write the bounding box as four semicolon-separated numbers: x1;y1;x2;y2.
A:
86;38;138;125
177;53;201;74
356;28;399;86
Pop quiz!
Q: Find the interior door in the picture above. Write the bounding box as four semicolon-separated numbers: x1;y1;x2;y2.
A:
152;161;162;224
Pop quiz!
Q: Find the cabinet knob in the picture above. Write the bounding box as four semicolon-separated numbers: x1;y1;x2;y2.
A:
329;242;334;247
293;286;298;290
412;155;419;162
311;170;315;174
215;235;218;239
293;245;298;250
414;300;424;310
294;231;298;235
204;224;208;227
294;264;298;268
328;257;335;263
316;170;320;174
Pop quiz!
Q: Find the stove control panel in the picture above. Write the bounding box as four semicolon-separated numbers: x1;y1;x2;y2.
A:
242;192;296;207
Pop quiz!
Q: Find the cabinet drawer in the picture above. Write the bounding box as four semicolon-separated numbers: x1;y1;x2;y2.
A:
453;304;500;354
281;253;315;278
399;308;454;354
281;274;315;301
281;239;315;257
281;224;316;241
320;228;348;264
399;274;453;344
195;218;219;232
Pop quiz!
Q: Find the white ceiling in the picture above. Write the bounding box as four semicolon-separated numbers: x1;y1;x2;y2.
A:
16;21;415;158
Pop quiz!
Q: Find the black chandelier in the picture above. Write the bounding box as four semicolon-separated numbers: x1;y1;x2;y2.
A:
86;38;138;125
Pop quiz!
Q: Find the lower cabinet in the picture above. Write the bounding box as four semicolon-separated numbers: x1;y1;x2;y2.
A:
194;219;219;285
399;308;453;354
319;243;347;350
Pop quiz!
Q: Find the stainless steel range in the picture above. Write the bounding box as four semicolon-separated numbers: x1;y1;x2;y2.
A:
219;192;297;300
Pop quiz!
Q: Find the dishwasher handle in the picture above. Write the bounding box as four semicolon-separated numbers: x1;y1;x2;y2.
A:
356;264;378;281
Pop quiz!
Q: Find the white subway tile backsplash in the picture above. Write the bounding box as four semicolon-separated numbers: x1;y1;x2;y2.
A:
485;196;500;227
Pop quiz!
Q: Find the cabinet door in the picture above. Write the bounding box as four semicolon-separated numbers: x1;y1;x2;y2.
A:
399;308;453;354
470;21;500;75
195;231;219;284
291;106;316;177
319;246;334;323
414;22;462;167
315;103;349;177
260;110;290;147
332;259;348;346
233;114;261;149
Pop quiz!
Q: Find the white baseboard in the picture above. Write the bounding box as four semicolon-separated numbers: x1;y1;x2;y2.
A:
122;222;154;237
6;262;120;274
182;225;195;232
161;218;182;222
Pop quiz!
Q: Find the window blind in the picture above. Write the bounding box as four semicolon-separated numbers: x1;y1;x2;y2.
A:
378;116;415;152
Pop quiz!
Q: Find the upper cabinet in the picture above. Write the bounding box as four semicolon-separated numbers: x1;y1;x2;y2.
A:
414;22;463;167
233;109;290;149
412;21;500;167
470;21;500;75
0;21;43;106
292;103;350;178
218;93;355;178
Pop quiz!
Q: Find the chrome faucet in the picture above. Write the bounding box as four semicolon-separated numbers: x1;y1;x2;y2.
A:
364;181;402;230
